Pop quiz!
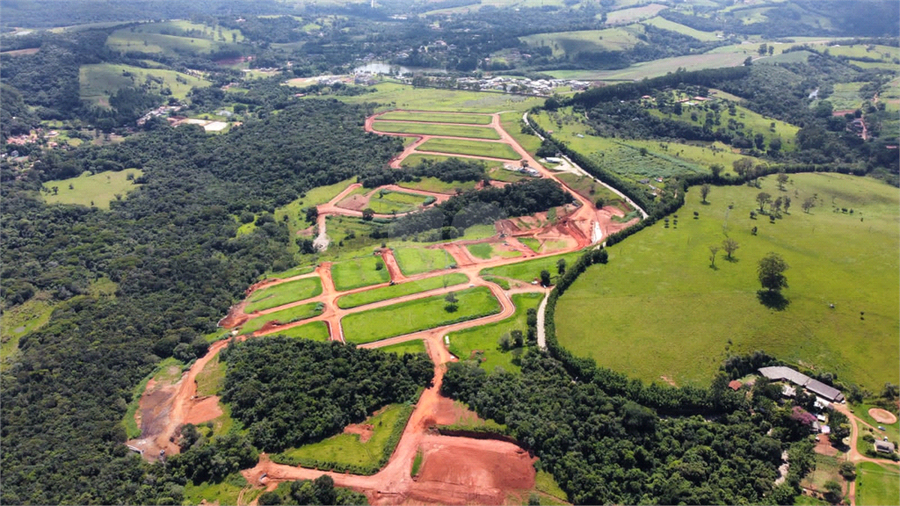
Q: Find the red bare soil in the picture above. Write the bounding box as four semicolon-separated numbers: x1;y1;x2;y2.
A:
185;396;223;425
380;249;407;283
343;422;375;444
337;193;370;212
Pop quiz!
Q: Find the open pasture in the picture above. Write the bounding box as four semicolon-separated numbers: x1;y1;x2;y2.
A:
372;121;501;140
43;169;143;208
377;111;492;125
642;16;719;41
857;462;900;506
394;247;456;275
337;272;469;309
335;82;545;113
244;277;322;313
342;287;501;344
480;251;582;285
396;176;479;194
555;173;899;390
79;63;209;106
331;257;391;291
240;302;323;335
548;51;747;81
605;4;668;25
271;321;332;342
417;138;520;160
376;340;427;356
648;102;800;151
520;26;644;58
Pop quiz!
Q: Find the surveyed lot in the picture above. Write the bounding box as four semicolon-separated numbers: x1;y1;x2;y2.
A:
244;277;323;313
377;111;492;125
240;302;323;335
43;169;143;209
366;190;432;214
272;321;332;342
342;287;501;344
555;173;899;390
331;257;391;291
337;272;468;309
371;121;501;140
394;247;456;276
417;138;521;160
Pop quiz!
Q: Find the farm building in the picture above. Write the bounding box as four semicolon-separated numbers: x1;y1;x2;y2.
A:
874;441;895;454
758;366;845;402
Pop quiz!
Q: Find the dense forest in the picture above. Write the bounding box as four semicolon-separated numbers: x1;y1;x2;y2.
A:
220;338;433;452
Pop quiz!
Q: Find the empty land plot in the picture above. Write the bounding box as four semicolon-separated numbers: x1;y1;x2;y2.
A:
376;340;427;355
334;82;545;113
396;176;478;194
342;287;501;344
273;404;412;473
394;247;456;275
244;277;323;313
372;121;501;140
338;272;468;309
555;173;899;390
240;302;323;335
377;111;492;125
271;321;331;342
447;292;543;372
80;63;209;106
274;178;356;246
331;257;391;291
556;173;625;206
857;462;900;506
417;138;520;160
399;154;467;168
800;454;845;496
606;4;669;24
547;52;748;81
366;190;432;214
642;16;719;41
480;251;582;284
520;27;644;58
43;169;143;208
107;31;222;55
500;111;542;154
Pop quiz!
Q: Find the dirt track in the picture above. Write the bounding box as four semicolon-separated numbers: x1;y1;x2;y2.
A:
131;106;647;503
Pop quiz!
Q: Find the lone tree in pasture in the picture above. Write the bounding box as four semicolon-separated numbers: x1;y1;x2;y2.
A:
756;192;772;212
801;197;816;213
758;252;789;293
722;238;739;260
777;172;789;191
700;183;711;203
783;196;791;214
709;245;720;267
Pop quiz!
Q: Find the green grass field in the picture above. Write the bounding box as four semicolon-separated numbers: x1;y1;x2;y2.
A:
106;20;245;57
331;257;391;291
196;355;226;397
547;51;748;81
377;111;493;125
394;247;456;275
240;302;323;335
366;190;431;215
376;340;428;355
337;272;468;309
274;404;411;472
272;178;355;255
500;111;542;154
0;295;54;370
480;251;582;284
556;173;627;208
417;138;520;160
642;16;719;41
396;176;479;194
556;173;899;390
826;82;866;111
857;462;900;506
342;287;501;344
184;474;256;506
79;63;210;107
447;292;544;372
606;4;668;24
271;321;332;342
333;82;545;113
372;121;501;140
244;277;322;313
43;169;143;208
467;243;494;260
520;26;644;57
800;454;845;498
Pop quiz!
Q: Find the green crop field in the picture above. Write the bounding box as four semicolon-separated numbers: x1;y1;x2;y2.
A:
342;287;501;344
240;302;323;335
396;176;479;194
417;138;520;160
331;257;391;291
271;321;331;342
447;292;544;372
274;404;411;472
377;111;493;125
79;63;210;107
372;121;501;140
376;340;427;355
394;247;456;275
43;169;143;208
520;26;644;57
480;251;582;284
366;190;432;215
244;277;322;313
556;173;899;390
334;82;545;113
642;16;719;41
857;462;900;506
337;272;468;309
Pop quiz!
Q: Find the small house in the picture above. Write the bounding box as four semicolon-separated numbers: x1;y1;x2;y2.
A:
874;441;895;454
728;380;743;391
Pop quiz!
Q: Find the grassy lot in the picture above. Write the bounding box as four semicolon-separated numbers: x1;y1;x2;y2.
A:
800;454;846;498
535;470;569;502
79;64;209;107
266;265;316;280
240;302;323;335
606;4;668;24
342;287;501;344
400;153;469;168
366;190;431;214
396;176;478;193
376;340;427;355
480;251;582;284
106;30;236;56
826;82;866;111
184;474;256;506
43;169;143;208
857;462;900;506
337;272;468;309
556;173;899;390
642;16;719;41
244;277;322;313
195;355;225;397
394;247;456;275
624;139;755;171
794;494;830;506
548;51;747;81
520;26;644;57
468;243;494;260
0;295;54;370
500;111;542;154
331;256;391;291
274;404;412;470
372;121;501;140
447;292;543;372
334;81;545;113
556;173;627;207
377;111;493;125
271;321;332;342
417;138;520;160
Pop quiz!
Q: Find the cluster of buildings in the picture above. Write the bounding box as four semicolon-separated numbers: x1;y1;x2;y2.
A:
452;76;591;95
136;104;182;126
